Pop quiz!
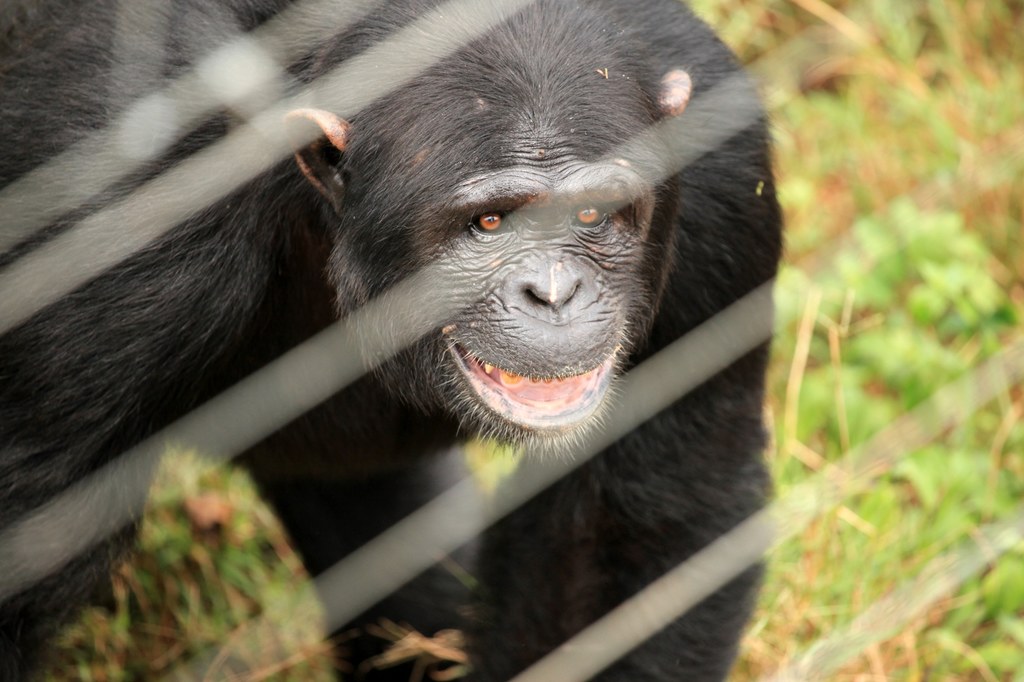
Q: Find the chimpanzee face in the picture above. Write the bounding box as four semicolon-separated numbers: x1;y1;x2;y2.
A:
285;30;692;441
434;160;657;433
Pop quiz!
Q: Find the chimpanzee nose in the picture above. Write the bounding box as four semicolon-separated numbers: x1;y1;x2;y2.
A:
516;260;585;317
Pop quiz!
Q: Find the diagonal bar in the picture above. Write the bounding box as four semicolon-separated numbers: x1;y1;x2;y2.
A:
509;338;1024;682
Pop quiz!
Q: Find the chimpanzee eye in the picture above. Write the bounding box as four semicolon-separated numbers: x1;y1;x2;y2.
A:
573;206;606;227
471;212;506;233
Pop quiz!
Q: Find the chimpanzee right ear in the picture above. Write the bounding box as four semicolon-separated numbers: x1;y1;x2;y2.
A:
658;69;693;118
284;108;351;213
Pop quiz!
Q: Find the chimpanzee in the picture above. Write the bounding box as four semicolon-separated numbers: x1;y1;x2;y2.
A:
0;0;782;680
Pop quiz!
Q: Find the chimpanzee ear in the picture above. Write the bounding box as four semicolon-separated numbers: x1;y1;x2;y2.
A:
284;108;351;213
658;69;693;117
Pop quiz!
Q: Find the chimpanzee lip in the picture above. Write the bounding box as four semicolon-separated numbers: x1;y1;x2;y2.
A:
449;343;615;430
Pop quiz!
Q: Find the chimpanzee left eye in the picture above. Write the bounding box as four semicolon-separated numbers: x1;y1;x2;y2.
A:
573;206;606;227
471;211;508;234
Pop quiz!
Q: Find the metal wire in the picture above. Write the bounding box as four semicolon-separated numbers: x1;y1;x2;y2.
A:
0;0;387;253
511;339;1024;682
0;53;761;604
0;0;539;335
1;1;1018;679
762;510;1024;682
165;280;777;679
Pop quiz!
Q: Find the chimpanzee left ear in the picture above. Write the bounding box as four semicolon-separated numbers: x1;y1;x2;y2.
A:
658;69;693;117
284;108;351;213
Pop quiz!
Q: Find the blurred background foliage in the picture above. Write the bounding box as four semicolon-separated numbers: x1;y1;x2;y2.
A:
47;0;1023;679
692;0;1024;678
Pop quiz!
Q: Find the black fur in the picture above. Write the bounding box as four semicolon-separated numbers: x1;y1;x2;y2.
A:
0;0;782;680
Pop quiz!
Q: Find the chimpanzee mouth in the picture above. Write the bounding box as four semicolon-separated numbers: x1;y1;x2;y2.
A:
450;344;616;431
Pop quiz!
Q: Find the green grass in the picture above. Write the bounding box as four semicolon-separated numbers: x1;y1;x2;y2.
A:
45;0;1024;679
49;455;336;681
690;0;1024;678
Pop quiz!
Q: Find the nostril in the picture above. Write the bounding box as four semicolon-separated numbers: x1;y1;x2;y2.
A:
521;277;581;311
523;284;549;306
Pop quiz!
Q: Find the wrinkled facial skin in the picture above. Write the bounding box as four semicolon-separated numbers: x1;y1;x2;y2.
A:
437;161;657;435
340;153;663;443
444;159;659;430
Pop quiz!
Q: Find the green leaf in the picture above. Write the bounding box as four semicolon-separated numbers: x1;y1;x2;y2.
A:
908;284;948;324
976;639;1024;674
982;556;1024;618
892;447;943;509
1000;615;1024;648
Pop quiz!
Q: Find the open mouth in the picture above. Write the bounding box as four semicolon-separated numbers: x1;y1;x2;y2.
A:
450;344;616;430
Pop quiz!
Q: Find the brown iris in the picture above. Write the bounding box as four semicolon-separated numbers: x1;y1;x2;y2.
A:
475;212;503;231
575;207;602;225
